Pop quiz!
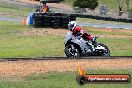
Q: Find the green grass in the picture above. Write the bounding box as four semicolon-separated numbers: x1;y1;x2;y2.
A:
0;6;32;18
98;38;132;56
0;35;64;57
0;1;33;18
0;21;64;58
0;69;132;88
0;21;132;57
63;0;75;5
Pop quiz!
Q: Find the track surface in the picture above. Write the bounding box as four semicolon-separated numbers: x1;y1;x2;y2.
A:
0;56;132;77
0;56;132;62
1;16;132;29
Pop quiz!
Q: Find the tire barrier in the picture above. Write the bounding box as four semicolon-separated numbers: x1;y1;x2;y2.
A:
52;16;61;29
40;0;60;3
70;14;76;21
71;13;132;23
43;15;52;28
33;20;43;27
33;13;43;27
61;15;70;29
32;12;76;29
32;12;131;28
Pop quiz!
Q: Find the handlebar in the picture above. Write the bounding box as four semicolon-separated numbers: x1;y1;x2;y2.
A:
93;36;99;41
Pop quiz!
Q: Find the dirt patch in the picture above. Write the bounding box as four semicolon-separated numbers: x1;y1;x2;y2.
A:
47;3;73;11
20;0;73;11
86;27;132;34
99;35;132;38
19;28;132;38
19;28;68;36
0;59;132;77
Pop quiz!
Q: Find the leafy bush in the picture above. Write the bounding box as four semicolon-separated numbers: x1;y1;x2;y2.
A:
74;0;98;9
129;8;132;12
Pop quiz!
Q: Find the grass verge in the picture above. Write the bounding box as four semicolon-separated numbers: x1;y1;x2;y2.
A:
0;69;131;88
0;1;33;18
0;21;132;58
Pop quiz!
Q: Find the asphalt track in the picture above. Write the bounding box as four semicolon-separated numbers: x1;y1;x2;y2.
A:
0;56;132;62
0;17;23;22
1;16;132;29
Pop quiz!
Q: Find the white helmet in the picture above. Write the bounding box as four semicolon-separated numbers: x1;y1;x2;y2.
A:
68;21;77;30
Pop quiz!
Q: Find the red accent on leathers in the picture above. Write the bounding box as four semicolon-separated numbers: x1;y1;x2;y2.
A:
72;26;83;35
86;35;93;40
71;26;93;40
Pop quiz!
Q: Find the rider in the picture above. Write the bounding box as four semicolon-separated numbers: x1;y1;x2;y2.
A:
68;21;93;41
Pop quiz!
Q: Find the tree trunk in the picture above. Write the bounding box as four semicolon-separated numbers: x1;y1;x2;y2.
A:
126;0;130;12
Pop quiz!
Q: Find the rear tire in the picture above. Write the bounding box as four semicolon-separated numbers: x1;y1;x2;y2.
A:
65;44;80;57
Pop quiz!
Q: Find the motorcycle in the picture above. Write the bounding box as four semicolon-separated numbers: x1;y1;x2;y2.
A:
64;32;110;57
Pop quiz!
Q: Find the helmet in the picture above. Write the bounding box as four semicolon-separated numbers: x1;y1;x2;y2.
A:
68;21;77;30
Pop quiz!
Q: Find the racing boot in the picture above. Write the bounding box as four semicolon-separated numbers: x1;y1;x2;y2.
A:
85;41;95;52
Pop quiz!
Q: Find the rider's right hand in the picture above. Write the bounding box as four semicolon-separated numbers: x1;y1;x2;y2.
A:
76;32;82;36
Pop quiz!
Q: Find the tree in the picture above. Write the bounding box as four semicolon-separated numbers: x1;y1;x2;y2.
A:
118;0;123;12
74;0;98;10
126;0;130;12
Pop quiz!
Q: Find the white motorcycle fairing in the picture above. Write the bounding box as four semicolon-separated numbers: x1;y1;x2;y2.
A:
64;32;94;54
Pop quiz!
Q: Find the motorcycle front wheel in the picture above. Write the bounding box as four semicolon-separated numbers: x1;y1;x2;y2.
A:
65;44;80;57
96;43;110;56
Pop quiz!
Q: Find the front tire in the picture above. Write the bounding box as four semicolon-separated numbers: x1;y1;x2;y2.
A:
96;43;110;56
65;44;80;57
